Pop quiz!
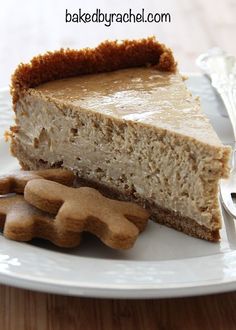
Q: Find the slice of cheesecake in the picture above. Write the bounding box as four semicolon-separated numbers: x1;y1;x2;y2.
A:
10;37;231;241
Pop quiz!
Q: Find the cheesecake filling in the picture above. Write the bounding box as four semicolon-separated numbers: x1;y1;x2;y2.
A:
13;68;231;231
32;68;227;146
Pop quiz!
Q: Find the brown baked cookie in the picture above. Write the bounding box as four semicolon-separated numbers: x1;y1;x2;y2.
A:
0;168;75;194
0;194;81;247
25;179;150;250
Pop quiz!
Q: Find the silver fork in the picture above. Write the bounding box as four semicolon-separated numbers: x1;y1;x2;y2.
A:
196;48;236;218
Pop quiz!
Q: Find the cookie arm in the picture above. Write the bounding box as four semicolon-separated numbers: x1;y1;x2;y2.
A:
107;200;150;232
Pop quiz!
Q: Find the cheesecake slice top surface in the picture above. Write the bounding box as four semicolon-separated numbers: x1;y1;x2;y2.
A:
11;37;224;148
35;67;222;147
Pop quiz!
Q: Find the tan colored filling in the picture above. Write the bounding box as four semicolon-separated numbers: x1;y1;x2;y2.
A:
13;69;231;231
35;68;225;146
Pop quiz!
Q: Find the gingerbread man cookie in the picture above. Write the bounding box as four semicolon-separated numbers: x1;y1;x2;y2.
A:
25;179;150;249
0;194;81;247
0;168;75;194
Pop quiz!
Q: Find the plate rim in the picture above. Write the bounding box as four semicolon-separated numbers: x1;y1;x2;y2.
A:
0;267;236;298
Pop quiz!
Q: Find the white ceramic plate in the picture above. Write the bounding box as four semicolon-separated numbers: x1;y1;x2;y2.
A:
0;74;235;299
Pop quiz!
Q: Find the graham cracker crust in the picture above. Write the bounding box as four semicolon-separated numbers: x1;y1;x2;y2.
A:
10;37;176;104
76;178;220;242
12;141;220;242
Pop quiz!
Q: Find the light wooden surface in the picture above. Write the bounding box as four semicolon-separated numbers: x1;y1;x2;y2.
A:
1;285;236;330
1;0;236;329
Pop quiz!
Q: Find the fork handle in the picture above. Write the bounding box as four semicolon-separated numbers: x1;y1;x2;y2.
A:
213;83;236;170
216;84;236;140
